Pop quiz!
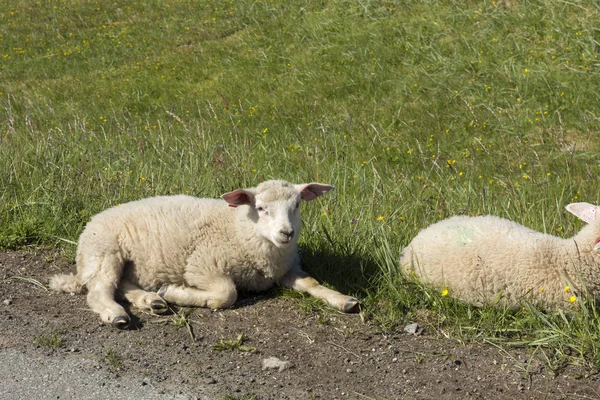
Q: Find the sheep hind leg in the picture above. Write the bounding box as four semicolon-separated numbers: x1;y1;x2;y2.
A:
81;253;130;329
118;279;169;315
158;275;237;309
86;279;130;329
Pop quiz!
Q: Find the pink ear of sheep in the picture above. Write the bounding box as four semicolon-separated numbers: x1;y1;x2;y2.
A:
295;183;335;201
222;189;255;208
566;202;598;224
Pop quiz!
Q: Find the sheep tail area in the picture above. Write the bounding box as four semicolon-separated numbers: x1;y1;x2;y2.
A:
49;273;83;293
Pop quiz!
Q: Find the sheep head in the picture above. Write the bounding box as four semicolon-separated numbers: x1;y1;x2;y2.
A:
221;180;334;248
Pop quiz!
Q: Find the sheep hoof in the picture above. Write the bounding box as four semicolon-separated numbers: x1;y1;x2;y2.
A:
342;298;360;313
111;316;130;329
150;299;169;314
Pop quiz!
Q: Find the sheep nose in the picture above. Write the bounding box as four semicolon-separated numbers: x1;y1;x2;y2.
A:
280;229;295;239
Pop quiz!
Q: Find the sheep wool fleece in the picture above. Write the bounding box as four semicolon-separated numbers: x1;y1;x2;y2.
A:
76;194;296;293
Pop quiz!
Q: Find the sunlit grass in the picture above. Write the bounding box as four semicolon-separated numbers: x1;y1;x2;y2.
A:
1;0;600;370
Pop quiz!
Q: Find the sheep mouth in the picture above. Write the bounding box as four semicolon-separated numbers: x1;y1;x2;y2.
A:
276;237;294;245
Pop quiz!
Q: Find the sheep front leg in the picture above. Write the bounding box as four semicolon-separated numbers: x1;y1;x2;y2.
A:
158;275;237;309
280;269;359;313
118;279;169;315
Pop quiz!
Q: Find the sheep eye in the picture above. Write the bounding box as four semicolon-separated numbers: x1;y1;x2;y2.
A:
257;206;269;215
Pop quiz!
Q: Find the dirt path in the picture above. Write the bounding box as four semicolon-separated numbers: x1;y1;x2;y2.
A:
1;249;599;399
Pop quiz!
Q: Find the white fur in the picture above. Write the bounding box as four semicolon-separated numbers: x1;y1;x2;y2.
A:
401;203;600;308
50;180;358;327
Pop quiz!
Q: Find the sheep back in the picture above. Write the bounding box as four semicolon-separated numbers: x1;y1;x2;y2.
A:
401;215;577;307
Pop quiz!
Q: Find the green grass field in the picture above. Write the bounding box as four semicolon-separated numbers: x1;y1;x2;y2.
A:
2;0;600;370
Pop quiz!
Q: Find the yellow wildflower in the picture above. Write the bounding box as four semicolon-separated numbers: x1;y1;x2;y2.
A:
569;295;577;303
564;286;571;292
441;288;449;297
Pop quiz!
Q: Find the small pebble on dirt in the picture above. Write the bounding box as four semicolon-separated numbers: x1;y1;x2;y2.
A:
203;377;217;385
403;323;422;335
262;356;292;372
3;299;12;306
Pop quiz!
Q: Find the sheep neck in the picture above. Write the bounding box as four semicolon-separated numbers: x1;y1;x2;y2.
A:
560;225;600;295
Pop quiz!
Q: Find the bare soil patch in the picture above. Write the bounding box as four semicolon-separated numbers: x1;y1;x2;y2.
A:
1;249;599;399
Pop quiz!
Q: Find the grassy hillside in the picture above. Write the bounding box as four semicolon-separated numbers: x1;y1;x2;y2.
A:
2;0;600;369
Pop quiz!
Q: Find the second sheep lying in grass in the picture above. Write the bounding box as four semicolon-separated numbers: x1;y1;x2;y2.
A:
50;180;359;328
401;202;600;308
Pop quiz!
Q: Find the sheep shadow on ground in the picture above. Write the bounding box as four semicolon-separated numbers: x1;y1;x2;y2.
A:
298;245;380;299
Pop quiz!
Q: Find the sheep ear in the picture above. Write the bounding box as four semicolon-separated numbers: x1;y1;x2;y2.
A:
295;183;334;201
566;202;598;224
222;189;255;208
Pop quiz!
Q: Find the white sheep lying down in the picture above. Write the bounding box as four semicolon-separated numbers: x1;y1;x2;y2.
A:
401;203;600;308
50;180;359;328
